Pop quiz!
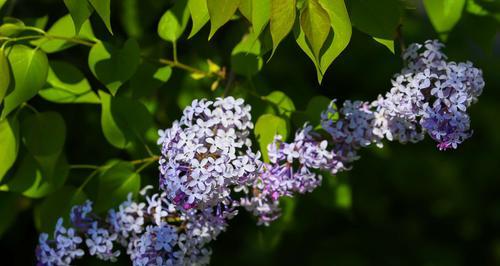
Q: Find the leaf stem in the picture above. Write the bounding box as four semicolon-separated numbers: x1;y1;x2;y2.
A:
130;155;160;165
70;165;100;170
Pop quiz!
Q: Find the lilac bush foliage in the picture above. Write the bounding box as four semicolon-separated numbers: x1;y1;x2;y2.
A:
36;40;484;265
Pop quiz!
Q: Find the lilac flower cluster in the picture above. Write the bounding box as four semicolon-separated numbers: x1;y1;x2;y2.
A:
36;188;229;266
36;40;484;265
158;97;261;210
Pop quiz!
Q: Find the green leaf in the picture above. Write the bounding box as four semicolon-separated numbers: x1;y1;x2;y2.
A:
158;0;190;42
239;0;252;21
88;0;113;33
21;111;67;181
423;0;466;40
255;114;288;162
0;48;10;103
269;0;296;57
0;0;7;9
263;90;295;118
99;91;153;149
231;31;263;76
32;14;96;54
207;0;240;39
373;37;395;54
300;0;331;59
131;62;172;98
252;0;271;36
0;117;19;182
22;112;66;157
0;192;21;237
1;45;49;119
88;39;140;95
349;0;402;39
39;61;99;104
34;186;87;233
5;153;69;199
63;0;94;33
94;160;140;212
295;0;351;83
188;0;210;38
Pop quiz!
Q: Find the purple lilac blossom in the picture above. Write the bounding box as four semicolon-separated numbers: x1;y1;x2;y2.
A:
36;40;484;265
157;97;262;210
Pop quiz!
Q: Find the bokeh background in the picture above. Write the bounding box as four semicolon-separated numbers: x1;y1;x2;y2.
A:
1;0;499;265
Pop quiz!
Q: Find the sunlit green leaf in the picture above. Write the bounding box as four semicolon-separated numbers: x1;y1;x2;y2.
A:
1;45;49;119
88;39;140;95
88;0;113;33
373;37;395;54
31;14;95;53
270;0;296;57
255;114;288;162
0;0;7;9
300;0;330;59
94;160;140;212
39;61;99;104
252;0;271;36
63;0;94;33
34;185;87;233
263;90;295;118
423;0;466;40
158;0;190;42
0;117;19;182
295;0;351;82
207;0;240;39
99;91;153;149
188;0;210;38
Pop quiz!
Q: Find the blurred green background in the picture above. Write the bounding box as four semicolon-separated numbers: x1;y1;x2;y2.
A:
1;0;500;265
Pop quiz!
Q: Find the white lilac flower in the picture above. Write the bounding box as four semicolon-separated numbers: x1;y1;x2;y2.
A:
158;97;262;210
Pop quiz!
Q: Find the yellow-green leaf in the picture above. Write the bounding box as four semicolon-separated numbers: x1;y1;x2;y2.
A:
188;0;210;38
0;117;19;182
300;0;331;59
423;0;466;40
270;0;296;57
207;0;240;40
0;48;10;103
158;0;190;42
255;114;288;162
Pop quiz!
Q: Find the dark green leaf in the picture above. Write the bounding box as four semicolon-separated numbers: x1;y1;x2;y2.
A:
34;186;87;233
131;62;172;98
94;160;140;212
188;0;210;38
158;0;190;42
39;61;99;104
0;192;21;237
0;48;10;103
88;39;140;95
423;0;466;40
231;31;263;76
207;0;240;39
0;117;19;182
300;0;331;59
255;114;288;162
1;45;49;119
270;0;296;57
63;0;94;33
22;112;66;157
99;91;153;149
349;0;402;39
88;0;113;33
6;153;69;199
